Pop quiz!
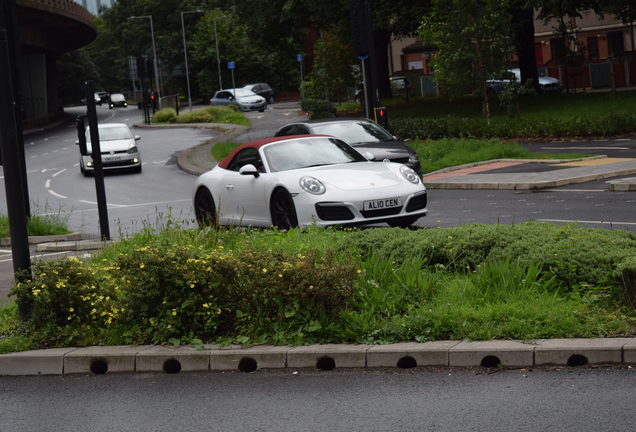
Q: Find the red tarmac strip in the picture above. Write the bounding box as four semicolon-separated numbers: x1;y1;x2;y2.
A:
422;161;527;180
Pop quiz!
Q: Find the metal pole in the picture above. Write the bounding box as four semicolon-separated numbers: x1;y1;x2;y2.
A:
0;28;30;320
300;60;305;99
214;16;228;90
361;57;369;119
148;17;160;100
85;80;110;241
181;10;203;112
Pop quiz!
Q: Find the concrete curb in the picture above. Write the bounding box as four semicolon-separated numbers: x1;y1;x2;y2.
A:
1;232;82;247
35;239;113;252
2;338;636;376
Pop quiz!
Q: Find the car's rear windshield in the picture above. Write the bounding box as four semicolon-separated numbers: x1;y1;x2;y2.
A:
86;126;132;142
310;121;394;145
263;137;366;172
111;94;125;101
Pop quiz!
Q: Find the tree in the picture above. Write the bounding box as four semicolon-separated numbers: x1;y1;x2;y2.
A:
596;0;636;49
56;50;101;105
419;0;513;123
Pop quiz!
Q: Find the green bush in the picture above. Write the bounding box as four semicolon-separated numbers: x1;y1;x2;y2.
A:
151;108;177;124
336;222;636;290
11;242;357;347
388;112;636;140
301;99;337;120
174;106;248;126
614;256;636;308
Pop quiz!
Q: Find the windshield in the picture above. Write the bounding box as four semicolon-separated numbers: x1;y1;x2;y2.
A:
86;126;133;142
111;94;125;101
232;88;258;98
311;121;394;145
263;137;366;172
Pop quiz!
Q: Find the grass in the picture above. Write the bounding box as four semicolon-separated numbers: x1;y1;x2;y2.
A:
0;202;73;238
152;106;249;126
211;142;240;162
410;138;592;174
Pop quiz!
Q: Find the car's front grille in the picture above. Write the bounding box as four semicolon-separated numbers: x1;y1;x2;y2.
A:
102;159;137;167
315;203;355;221
406;192;427;212
100;150;129;155
360;206;403;218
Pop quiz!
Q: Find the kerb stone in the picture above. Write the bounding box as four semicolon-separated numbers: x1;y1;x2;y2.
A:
287;344;371;369
449;340;542;367
136;345;218;373
64;345;153;374
210;345;290;371
367;341;461;367
534;338;631;365
0;348;78;376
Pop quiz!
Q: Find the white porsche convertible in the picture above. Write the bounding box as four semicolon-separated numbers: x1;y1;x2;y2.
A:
192;135;428;229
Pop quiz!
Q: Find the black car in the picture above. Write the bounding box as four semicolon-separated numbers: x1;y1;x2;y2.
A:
274;118;421;175
95;91;110;103
108;93;128;109
242;83;275;104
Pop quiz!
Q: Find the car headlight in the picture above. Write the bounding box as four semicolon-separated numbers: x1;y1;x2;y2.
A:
400;165;420;184
127;146;138;154
299;176;326;195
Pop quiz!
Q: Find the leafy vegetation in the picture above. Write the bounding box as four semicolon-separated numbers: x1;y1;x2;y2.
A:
0;202;73;238
211;142;240;162
301;99;337;120
3;221;636;352
152;106;249;126
408;138;591;174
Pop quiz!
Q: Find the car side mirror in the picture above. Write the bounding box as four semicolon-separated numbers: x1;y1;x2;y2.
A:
239;164;260;178
393;135;399;141
134;135;141;141
364;152;376;161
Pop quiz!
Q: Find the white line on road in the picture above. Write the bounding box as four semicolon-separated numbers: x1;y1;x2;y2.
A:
538;219;636;226
52;169;66;177
48;190;68;198
77;198;191;209
45;179;50;188
79;200;126;208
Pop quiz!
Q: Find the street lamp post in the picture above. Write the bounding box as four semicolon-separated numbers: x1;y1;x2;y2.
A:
128;15;161;100
181;10;204;112
214;15;228;90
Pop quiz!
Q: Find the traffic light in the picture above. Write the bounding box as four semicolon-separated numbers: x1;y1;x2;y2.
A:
374;106;388;128
350;0;372;58
136;56;146;79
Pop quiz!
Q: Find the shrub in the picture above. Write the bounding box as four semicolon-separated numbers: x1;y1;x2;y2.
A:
614;256;636;308
336;222;636;290
301;99;337;120
174;106;248;125
388;112;636;140
151;108;177;124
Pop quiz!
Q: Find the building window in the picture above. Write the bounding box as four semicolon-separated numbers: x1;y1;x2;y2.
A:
607;31;624;56
408;60;423;70
587;37;599;60
550;37;566;58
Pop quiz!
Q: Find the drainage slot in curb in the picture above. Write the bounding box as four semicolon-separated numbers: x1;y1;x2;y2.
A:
90;359;108;375
567;354;588;367
397;356;417;369
480;355;501;368
238;357;258;373
163;358;182;374
316;356;336;371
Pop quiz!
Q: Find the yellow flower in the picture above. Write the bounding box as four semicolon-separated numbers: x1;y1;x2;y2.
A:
140;264;144;268
357;270;361;273
262;268;267;273
203;303;209;308
69;308;74;312
167;325;171;328
68;316;72;320
190;284;195;288
216;308;221;314
279;274;283;277
172;311;177;315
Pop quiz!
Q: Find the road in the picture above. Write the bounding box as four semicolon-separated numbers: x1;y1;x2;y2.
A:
1;367;635;431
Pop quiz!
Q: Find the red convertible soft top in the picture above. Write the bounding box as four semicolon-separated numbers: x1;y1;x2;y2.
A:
217;134;332;169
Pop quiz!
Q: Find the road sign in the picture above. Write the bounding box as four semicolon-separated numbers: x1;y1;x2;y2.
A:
297;54;302;62
228;61;235;69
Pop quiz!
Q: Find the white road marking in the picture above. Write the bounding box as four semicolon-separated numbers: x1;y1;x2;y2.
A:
153;159;169;165
48;190;67;198
52;169;66;177
538;219;636;226
615;139;632;141
77;198;191;210
30;155;38;158
45;179;51;188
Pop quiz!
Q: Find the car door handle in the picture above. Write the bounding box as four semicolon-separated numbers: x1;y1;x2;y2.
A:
226;184;234;190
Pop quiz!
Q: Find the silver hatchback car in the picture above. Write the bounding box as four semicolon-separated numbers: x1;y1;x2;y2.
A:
78;123;142;176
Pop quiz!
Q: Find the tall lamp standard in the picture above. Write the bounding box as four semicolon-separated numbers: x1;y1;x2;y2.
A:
181;10;204;112
128;15;161;99
214;15;228;90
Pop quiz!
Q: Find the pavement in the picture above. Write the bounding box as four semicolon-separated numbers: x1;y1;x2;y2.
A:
4;107;636;376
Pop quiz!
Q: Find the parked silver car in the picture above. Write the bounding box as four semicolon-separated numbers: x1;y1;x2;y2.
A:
209;88;267;112
78;123;142;176
487;68;562;96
